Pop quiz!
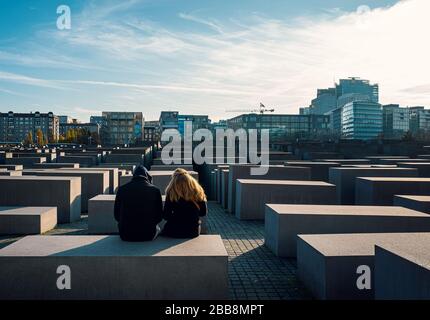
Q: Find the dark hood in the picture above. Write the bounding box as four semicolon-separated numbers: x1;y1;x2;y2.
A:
132;165;153;184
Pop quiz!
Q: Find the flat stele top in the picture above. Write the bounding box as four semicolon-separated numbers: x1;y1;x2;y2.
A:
0;235;228;257
266;204;429;217
357;177;430;182
331;167;417;171
0;175;80;181
298;232;430;261
90;194;166;202
376;239;430;270
286;162;340;165
0;206;56;216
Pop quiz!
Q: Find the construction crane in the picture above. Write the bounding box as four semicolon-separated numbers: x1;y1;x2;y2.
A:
226;103;275;114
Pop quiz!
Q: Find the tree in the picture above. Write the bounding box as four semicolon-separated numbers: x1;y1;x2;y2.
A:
91;131;101;145
36;128;45;146
402;130;415;142
23;131;33;146
48;129;57;143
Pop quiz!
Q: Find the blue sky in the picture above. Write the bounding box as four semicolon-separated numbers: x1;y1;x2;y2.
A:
1;0;428;121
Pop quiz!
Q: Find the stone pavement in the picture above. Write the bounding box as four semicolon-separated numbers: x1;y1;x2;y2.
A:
206;202;311;300
0;201;311;300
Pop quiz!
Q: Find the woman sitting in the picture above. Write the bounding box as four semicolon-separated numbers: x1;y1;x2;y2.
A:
162;168;207;238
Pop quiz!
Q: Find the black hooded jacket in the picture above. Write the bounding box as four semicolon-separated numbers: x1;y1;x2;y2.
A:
114;165;163;241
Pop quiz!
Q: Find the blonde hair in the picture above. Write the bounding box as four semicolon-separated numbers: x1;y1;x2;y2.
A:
165;168;207;205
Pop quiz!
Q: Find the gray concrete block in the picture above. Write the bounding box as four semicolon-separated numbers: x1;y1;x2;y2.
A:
88;195;118;234
153;158;193;165
0;165;23;171
227;164;311;214
303;152;343;160
0;176;81;223
394;195;430;214
297;232;430;300
216;165;229;204
33;163;80;169
0;235;228;300
98;163;136;172
150;165;194;171
236;180;336;220
88;195;208;235
329;167;418;204
119;171;199;195
285;161;340;181
356;177;430;205
0;170;22;176
379;158;429;165
0;206;57;235
67;167;118;194
105;153;144;164
5;157;46;167
265;204;430;258
375;235;430;300
14;152;56;163
365;156;408;164
317;159;371;165
22;169;109;212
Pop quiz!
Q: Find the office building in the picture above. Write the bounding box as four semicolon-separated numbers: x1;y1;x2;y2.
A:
58;115;74;124
59;122;100;136
143;120;160;144
382;104;410;139
226;113;330;142
90;116;104;126
159;111;179;133
309;77;379;115
309;88;337;115
101;112;144;146
336;77;379;103
341;101;382;140
0;111;59;143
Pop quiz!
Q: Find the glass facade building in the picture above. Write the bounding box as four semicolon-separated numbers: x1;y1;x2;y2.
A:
341;101;382;140
178;115;210;136
382;104;410;139
309;88;337;115
101;112;144;145
336;77;379;103
410;107;430;134
309;77;379;115
0;111;59;143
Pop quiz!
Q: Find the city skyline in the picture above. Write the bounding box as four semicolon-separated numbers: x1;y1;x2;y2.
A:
1;0;429;122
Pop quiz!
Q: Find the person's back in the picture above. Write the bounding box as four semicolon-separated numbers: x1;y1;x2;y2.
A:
162;168;207;239
114;166;162;241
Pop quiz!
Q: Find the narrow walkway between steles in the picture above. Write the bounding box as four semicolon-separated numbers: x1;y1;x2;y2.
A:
0;201;312;300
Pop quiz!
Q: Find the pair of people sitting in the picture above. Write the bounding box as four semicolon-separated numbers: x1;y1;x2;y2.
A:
114;165;207;241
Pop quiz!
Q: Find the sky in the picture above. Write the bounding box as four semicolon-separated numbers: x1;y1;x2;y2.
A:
0;0;429;122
